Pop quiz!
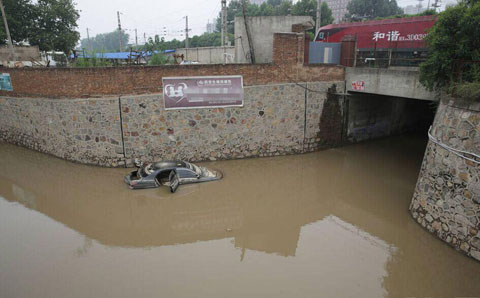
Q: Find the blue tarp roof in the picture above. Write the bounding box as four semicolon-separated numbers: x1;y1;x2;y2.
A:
71;49;175;59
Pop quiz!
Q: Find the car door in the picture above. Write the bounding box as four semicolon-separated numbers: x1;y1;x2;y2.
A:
176;168;199;184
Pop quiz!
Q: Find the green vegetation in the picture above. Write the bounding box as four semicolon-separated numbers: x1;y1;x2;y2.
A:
80;30;130;53
51;53;67;67
373;9;437;20
345;0;403;21
453;82;480;102
215;0;334;35
419;0;480;97
291;1;334;26
142;35;183;52
148;53;172;65
0;0;80;54
319;2;334;26
190;32;234;48
71;53;112;67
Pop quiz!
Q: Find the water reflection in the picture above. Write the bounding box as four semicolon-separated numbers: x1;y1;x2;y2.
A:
0;142;349;256
1;137;480;298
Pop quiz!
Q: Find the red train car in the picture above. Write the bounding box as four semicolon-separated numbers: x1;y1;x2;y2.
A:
315;15;436;50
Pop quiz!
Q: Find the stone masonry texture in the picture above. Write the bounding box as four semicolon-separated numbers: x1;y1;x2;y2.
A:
410;99;480;262
0;82;345;167
121;84;306;163
0;96;125;167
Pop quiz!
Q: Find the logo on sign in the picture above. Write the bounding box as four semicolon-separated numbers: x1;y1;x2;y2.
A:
164;83;188;104
352;80;365;91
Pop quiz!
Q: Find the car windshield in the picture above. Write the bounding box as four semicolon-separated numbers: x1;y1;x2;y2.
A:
185;162;202;176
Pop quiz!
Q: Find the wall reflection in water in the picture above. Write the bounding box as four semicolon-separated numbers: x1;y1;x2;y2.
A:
1;138;480;298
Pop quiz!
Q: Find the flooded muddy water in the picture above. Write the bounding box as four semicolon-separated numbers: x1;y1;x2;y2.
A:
0;135;479;298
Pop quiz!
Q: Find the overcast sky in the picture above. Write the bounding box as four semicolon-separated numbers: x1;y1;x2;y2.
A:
75;0;454;44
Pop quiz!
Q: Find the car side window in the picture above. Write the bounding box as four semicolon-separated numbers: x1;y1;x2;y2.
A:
177;169;198;179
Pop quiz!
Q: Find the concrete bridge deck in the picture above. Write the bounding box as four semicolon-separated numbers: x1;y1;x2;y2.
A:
345;67;436;101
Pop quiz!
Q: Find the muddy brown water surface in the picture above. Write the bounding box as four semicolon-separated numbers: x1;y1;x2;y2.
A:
0;135;479;298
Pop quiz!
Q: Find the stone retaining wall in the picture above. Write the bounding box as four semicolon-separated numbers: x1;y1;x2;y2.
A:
0;82;345;167
410;99;480;261
0;96;125;166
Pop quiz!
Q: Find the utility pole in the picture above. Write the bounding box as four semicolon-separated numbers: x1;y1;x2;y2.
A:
432;0;441;12
221;0;227;46
86;28;92;52
417;0;424;13
135;29;138;51
242;0;255;64
117;11;123;52
0;0;15;62
185;16;190;48
144;32;146;45
316;0;322;35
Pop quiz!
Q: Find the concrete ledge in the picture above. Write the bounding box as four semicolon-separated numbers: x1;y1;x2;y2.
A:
345;67;436;101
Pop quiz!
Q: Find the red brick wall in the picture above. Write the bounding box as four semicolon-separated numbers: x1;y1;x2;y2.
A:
0;33;344;98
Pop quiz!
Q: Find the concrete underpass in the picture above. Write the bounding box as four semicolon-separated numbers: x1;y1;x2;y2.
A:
344;93;435;143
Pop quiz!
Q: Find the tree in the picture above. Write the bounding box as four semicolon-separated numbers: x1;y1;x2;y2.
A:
291;0;315;18
0;0;80;54
320;2;334;26
30;0;80;54
215;0;333;36
346;0;403;20
80;30;130;52
141;35;183;52
189;32;234;48
215;0;244;34
291;0;333;26
419;0;480;92
0;0;35;44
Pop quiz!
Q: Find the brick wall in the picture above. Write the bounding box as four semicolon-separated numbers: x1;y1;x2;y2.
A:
0;33;343;98
273;32;304;65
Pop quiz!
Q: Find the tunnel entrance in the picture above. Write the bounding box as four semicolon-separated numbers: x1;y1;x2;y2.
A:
344;93;436;143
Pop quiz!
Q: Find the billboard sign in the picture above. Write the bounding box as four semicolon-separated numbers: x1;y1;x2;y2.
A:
163;75;243;110
0;73;13;91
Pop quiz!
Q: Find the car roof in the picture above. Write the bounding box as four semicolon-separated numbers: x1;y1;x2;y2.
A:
150;160;187;170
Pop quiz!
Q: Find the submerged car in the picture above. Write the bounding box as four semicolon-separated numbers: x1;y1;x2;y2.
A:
124;159;222;192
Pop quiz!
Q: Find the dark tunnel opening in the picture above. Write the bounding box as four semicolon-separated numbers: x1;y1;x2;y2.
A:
344;94;436;143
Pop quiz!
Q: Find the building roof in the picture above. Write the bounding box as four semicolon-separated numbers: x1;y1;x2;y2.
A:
318;15;437;31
